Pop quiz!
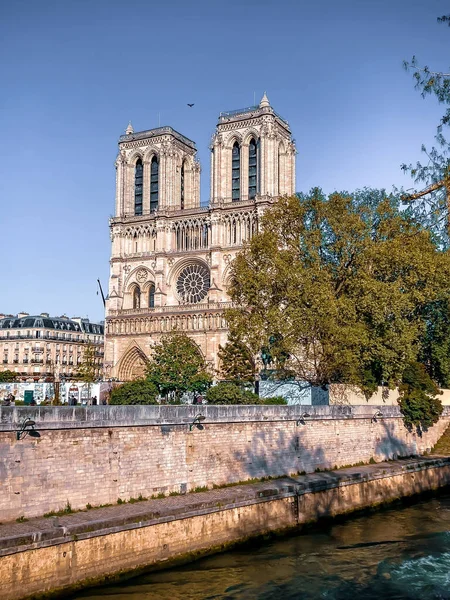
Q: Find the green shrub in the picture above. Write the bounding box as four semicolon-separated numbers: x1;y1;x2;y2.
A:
258;396;287;405
206;382;253;404
109;379;159;405
398;362;443;430
205;382;287;405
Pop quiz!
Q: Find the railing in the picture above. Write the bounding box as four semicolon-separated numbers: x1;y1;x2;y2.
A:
31;359;43;364
31;347;43;352
107;301;233;317
119;126;196;150
0;334;102;343
218;105;288;125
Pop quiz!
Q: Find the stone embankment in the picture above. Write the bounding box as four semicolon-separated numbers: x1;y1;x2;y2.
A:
1;456;450;600
1;405;449;522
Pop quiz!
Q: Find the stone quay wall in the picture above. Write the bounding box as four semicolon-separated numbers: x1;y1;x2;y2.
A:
1;457;450;600
0;405;449;522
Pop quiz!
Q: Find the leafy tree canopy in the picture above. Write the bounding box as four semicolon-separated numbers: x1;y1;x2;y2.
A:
226;191;450;396
418;298;450;387
146;332;212;400
402;14;450;246
76;342;98;385
109;379;159;405
0;370;17;382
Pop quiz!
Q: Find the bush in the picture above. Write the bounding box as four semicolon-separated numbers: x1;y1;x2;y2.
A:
205;382;287;405
258;396;287;405
398;362;443;430
109;380;159;405
206;382;249;404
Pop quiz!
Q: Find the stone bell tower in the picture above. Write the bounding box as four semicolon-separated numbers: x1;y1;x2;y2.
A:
210;93;296;204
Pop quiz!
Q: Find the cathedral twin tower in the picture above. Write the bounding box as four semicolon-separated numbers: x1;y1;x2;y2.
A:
105;94;296;380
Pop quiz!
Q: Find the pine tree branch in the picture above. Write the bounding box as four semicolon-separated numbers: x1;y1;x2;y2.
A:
402;180;445;201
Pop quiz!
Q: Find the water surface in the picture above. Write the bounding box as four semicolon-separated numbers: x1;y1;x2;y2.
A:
75;492;450;600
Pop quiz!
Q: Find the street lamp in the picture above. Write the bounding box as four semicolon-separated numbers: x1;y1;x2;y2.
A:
296;412;311;426
16;419;41;441
189;414;206;431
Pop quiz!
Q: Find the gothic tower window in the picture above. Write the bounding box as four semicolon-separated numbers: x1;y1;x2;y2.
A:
180;161;185;210
232;142;240;201
132;286;141;309
150;156;159;213
134;159;143;216
248;138;258;199
148;284;155;308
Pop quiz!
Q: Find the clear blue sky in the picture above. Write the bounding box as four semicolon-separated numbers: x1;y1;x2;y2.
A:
1;0;448;322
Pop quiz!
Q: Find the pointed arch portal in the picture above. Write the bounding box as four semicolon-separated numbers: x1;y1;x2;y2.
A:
117;346;148;381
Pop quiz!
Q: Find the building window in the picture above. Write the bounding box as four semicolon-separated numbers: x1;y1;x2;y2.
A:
133;286;141;309
149;284;155;308
232;142;240;201
150;156;159;213
180;161;185;209
248;138;258;199
134;158;143;216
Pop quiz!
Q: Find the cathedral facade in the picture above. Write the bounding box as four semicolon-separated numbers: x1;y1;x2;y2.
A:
104;94;296;381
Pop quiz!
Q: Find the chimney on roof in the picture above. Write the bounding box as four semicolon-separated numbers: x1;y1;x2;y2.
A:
40;312;49;318
18;312;29;318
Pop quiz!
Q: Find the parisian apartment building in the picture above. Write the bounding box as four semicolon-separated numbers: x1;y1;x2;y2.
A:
0;313;104;382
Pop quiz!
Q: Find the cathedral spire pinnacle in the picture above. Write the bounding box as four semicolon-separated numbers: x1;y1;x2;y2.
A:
125;121;134;135
259;92;270;108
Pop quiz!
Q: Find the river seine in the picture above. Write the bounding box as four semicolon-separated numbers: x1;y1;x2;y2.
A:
75;491;450;600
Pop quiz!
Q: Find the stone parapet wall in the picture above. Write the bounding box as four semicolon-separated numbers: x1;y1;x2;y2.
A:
0;406;449;522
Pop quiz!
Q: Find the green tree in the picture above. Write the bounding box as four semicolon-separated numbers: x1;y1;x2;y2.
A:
109;379;159;405
218;333;255;386
402;15;450;245
77;342;98;400
418;298;450;387
0;370;17;382
398;362;443;430
146;332;212;401
226;192;450;396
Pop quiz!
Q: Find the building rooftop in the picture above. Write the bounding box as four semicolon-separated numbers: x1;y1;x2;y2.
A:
218;93;290;129
0;314;104;335
119;126;196;150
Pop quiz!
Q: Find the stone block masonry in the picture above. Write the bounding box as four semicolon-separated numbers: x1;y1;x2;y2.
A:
0;405;449;522
1;457;450;600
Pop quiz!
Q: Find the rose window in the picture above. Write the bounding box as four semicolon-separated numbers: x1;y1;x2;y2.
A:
176;264;210;303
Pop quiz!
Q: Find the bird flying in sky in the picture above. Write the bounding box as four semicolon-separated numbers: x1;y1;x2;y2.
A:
187;103;194;107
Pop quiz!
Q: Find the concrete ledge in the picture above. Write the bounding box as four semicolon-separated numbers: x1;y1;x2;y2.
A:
1;456;449;558
2;404;449;431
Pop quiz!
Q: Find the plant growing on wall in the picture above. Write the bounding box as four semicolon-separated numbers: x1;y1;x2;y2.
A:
398;362;443;431
225;191;450;397
146;332;212;401
109;379;159;405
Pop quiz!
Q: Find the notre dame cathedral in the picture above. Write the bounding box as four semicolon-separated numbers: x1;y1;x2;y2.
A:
104;94;296;380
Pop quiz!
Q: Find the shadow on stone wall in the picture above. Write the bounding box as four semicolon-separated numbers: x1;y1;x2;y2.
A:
232;428;327;480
